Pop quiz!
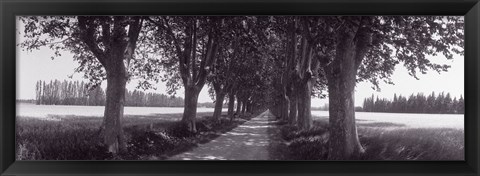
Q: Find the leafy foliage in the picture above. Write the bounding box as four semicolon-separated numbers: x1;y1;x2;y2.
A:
20;16;463;108
356;16;463;89
19;16;149;90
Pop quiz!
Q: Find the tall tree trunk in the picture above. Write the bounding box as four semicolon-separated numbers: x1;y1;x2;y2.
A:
327;76;363;160
182;86;200;133
103;62;127;154
295;35;313;130
326;29;365;160
241;99;247;114
212;92;225;120
286;17;298;125
288;87;298;125
247;102;253;113
236;97;242;114
77;16;143;154
296;78;313;130
166;17;219;133
228;91;235;120
281;87;290;122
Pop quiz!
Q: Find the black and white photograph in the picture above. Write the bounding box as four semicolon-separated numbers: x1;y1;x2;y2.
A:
15;16;464;161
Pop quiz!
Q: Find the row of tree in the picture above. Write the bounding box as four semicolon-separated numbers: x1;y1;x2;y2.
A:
263;16;463;159
35;80;184;107
21;16;463;159
140;16;274;131
35;80;99;105
125;90;184;107
22;16;275;154
361;92;464;114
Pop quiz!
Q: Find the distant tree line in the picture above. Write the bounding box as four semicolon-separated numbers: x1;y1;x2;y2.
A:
16;99;36;104
311;104;329;111
361;92;464;114
35;80;94;105
35;80;184;107
124;90;184;107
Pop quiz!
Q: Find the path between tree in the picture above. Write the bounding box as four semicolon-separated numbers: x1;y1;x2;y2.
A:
168;110;277;160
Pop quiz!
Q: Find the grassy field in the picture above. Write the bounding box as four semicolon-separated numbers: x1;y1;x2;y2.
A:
16;112;254;160
273;116;464;160
17;111;464;160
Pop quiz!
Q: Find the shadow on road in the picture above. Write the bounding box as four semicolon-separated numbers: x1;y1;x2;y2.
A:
168;110;278;160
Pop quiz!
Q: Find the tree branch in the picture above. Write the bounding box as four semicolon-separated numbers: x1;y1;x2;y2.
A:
125;16;143;71
77;16;107;67
353;17;372;70
353;27;372;70
196;21;219;88
191;19;198;82
160;16;188;86
99;17;111;53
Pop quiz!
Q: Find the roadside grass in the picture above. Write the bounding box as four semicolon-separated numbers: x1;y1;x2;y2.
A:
16;112;255;160
276;116;464;160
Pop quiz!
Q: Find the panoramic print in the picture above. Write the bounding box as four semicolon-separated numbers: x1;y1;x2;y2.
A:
16;16;464;160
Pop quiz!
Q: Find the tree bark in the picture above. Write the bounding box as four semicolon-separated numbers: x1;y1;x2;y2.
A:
228;91;235;120
236;97;242;114
286;18;298;125
296;78;313;130
182;86;200;133
213;92;226;120
326;28;365;160
295;34;313;130
104;59;127;154
288;87;298;125
247;101;253;113
241;99;247;114
280;86;290;122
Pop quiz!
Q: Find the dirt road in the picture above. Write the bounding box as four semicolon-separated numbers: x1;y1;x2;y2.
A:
168;110;276;160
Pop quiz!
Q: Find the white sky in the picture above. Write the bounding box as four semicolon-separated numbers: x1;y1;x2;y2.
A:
16;19;464;106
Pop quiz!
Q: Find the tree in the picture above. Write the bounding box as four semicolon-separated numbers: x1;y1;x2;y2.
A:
35;81;42;105
457;95;465;114
308;16;463;159
290;17;322;130
266;16;293;123
452;97;458;113
204;17;275;120
207;17;245;120
147;16;221;132
270;17;328;129
435;92;445;113
20;16;144;153
445;93;453;113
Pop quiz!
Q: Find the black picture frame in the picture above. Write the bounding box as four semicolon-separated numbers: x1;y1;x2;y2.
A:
1;0;479;175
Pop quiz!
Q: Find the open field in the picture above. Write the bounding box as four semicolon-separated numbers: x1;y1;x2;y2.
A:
16;104;464;160
274;114;464;160
18;103;464;129
17;103;227;119
16;106;253;160
312;111;463;129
